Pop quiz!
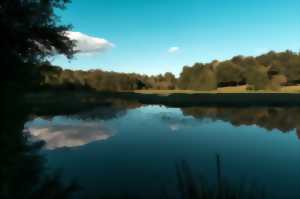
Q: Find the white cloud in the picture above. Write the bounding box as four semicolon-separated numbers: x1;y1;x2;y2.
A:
66;31;114;54
168;46;180;54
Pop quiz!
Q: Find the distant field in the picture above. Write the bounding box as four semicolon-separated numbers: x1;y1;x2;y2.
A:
135;85;300;95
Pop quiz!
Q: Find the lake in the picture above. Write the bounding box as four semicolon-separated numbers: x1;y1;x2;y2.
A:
24;104;300;198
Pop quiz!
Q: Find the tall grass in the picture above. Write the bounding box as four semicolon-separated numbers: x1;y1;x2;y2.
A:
173;158;267;199
98;155;267;199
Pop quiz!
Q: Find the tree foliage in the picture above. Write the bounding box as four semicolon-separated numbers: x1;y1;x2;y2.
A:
216;61;243;86
178;50;300;91
37;50;300;92
38;63;179;91
178;63;217;90
1;0;74;93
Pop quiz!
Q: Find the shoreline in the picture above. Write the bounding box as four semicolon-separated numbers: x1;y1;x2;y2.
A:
114;91;300;106
27;90;300;108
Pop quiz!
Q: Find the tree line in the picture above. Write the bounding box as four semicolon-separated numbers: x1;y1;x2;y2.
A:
178;50;300;90
36;63;177;91
37;50;300;92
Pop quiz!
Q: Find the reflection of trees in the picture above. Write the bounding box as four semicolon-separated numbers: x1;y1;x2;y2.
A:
25;99;142;150
74;98;142;120
28;95;142;119
181;107;300;136
0;97;79;199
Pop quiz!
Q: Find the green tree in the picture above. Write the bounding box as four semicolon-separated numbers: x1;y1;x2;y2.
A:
192;67;217;90
216;61;243;86
178;66;194;89
256;51;277;66
284;55;300;83
162;72;176;89
245;65;269;90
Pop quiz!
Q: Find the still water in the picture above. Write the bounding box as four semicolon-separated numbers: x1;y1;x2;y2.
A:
24;105;300;198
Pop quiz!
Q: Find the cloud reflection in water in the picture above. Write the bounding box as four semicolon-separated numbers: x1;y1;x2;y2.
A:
24;116;114;150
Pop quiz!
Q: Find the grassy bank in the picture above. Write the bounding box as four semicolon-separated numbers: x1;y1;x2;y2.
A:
135;85;300;95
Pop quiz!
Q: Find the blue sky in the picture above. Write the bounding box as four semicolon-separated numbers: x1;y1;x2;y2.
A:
53;0;300;76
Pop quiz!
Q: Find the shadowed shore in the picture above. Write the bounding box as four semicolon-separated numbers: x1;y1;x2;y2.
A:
27;91;300;111
118;92;300;106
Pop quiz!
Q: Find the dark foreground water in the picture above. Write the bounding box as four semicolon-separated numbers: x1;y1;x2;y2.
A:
24;105;300;198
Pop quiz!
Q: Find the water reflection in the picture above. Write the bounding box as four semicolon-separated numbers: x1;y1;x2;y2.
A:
25;117;114;149
23;104;300;199
160;112;195;131
181;107;300;137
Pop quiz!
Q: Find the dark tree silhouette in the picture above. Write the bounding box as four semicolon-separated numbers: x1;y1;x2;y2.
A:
0;1;78;198
0;96;80;199
0;0;74;94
